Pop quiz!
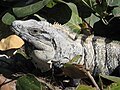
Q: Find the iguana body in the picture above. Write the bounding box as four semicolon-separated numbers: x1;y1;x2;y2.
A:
11;19;120;75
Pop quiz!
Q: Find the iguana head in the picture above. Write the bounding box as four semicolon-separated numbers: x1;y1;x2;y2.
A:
12;19;72;39
11;19;83;72
12;20;54;43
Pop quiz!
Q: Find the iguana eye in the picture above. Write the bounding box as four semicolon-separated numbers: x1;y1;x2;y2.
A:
29;29;39;35
33;30;38;33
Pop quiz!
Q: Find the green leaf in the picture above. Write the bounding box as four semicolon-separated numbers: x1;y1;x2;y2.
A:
85;14;100;27
46;0;56;8
66;13;82;34
65;2;82;33
13;0;51;17
112;7;120;17
106;0;120;6
57;0;82;33
68;55;81;64
100;74;120;84
110;83;120;90
2;13;16;25
104;83;120;90
99;74;120;90
76;85;96;90
62;55;88;79
62;64;88;79
16;74;47;90
82;0;107;17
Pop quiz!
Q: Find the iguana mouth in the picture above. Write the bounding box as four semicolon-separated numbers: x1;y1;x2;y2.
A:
12;27;32;41
25;42;44;51
11;26;20;35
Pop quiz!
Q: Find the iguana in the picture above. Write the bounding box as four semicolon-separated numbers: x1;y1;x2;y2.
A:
11;19;120;75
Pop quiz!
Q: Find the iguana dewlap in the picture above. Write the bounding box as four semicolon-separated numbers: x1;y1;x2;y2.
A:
11;19;120;75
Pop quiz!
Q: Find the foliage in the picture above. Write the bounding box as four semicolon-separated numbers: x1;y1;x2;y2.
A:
1;0;120;26
0;35;24;51
0;0;120;39
12;0;51;18
76;85;96;90
16;74;54;90
1;0;120;90
99;74;120;90
62;55;88;79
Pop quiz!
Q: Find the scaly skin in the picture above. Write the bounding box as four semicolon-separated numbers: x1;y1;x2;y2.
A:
11;19;120;75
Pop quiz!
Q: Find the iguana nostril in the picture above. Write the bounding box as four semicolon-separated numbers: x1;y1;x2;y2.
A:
17;24;23;29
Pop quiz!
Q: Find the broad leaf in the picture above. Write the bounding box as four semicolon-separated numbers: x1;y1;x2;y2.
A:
62;64;88;79
76;85;96;90
67;55;81;65
112;7;120;17
106;0;120;6
57;0;82;33
82;0;107;17
104;83;120;90
63;55;88;79
110;83;120;90
2;13;16;25
46;0;56;8
0;35;24;51
100;74;120;84
66;13;82;34
13;0;51;17
16;74;48;90
65;2;82;33
0;74;16;90
85;14;100;27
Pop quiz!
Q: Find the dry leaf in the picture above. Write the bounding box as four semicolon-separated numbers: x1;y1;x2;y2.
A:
0;74;16;90
0;35;24;51
62;64;88;79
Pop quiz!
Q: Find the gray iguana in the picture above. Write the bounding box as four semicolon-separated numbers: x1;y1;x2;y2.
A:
11;19;120;75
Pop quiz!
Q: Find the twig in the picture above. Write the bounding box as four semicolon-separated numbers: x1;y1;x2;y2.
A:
86;71;100;90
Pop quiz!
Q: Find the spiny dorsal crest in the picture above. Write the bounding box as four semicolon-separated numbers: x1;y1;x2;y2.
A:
52;22;77;40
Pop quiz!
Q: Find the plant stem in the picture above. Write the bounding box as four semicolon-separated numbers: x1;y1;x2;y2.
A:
87;71;100;90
